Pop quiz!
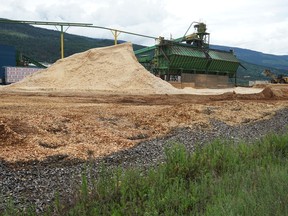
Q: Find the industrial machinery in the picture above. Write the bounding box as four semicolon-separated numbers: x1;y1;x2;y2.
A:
135;22;242;88
0;44;46;84
263;69;288;84
16;52;47;68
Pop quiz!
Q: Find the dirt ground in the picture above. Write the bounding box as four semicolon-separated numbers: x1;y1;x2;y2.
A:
1;85;288;163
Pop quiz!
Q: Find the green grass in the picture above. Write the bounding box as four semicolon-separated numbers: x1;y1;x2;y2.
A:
2;133;288;216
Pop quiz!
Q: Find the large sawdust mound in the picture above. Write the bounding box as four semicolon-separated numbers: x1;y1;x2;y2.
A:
7;43;178;94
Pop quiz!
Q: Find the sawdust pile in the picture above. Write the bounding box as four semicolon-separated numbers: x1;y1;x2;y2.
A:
6;43;178;94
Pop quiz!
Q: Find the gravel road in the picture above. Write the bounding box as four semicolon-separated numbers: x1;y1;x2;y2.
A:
1;108;288;213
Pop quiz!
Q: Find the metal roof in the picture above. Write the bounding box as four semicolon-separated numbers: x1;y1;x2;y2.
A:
208;50;239;62
167;45;206;58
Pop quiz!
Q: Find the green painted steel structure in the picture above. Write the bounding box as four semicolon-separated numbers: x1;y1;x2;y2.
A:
135;39;240;78
135;22;241;81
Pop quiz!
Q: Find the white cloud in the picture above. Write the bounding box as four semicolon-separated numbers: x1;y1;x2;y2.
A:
0;0;287;55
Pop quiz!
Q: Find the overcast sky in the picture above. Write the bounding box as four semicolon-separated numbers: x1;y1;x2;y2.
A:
1;0;288;55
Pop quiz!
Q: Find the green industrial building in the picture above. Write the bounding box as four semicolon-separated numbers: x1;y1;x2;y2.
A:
135;22;242;88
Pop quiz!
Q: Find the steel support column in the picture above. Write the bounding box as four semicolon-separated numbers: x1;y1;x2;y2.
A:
111;30;121;45
60;25;64;59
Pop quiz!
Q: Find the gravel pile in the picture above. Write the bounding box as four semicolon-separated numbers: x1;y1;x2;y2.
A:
1;108;288;213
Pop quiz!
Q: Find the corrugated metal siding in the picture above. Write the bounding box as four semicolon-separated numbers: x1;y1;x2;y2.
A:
164;44;239;74
169;45;206;58
208;60;239;73
157;44;207;71
208;50;238;62
138;42;240;76
170;55;207;70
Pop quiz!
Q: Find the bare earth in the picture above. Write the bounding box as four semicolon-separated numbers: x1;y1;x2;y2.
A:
1;85;288;163
1;44;288;163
